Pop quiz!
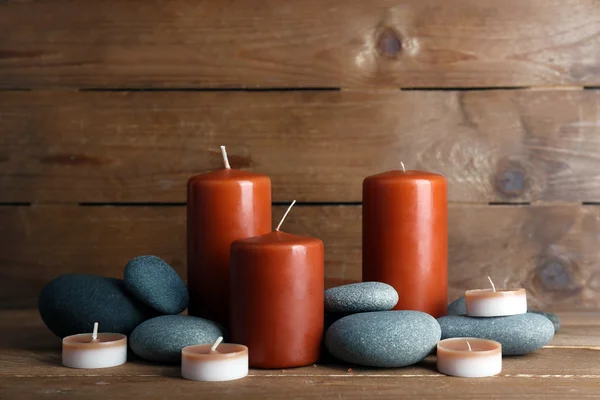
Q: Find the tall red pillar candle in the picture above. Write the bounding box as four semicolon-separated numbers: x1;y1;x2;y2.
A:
187;146;271;326
362;166;447;318
230;201;324;368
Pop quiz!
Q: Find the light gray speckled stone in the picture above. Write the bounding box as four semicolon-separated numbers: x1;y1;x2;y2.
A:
130;315;223;363
324;282;398;314
529;310;561;333
448;296;561;332
438;313;554;355
325;311;441;367
124;255;189;315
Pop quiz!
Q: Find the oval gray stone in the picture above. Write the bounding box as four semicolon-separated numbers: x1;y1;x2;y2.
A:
438;313;554;355
324;282;398;314
39;274;157;338
529;310;561;333
325;311;441;367
124;255;189;314
130;315;224;363
448;295;561;332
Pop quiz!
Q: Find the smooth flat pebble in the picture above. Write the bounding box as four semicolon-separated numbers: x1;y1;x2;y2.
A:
324;282;398;314
438;313;554;355
447;295;561;332
325;311;441;367
130;315;224;363
39;274;157;338
124;255;189;315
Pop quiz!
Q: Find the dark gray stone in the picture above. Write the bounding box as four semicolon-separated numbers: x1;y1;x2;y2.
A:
438;313;554;355
130;315;224;363
124;255;189;314
448;295;561;332
529;310;561;333
39;274;157;338
325;311;441;367
447;296;467;315
324;282;398;314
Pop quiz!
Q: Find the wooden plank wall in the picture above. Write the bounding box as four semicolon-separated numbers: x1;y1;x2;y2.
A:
1;0;600;311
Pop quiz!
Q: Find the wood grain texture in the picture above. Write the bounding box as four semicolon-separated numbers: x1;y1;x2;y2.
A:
2;0;600;88
3;376;600;400
4;90;600;203
2;204;600;310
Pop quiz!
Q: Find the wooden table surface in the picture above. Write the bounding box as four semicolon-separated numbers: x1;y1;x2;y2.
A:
1;310;599;399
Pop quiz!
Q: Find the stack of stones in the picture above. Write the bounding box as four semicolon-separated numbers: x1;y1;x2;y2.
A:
38;256;224;363
324;282;441;367
324;283;558;367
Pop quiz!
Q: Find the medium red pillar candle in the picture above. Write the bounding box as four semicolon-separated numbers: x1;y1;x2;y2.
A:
230;201;324;368
362;165;448;318
187;146;271;326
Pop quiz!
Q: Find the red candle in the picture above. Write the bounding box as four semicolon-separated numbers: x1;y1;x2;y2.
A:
230;201;324;368
187;147;271;326
362;164;448;318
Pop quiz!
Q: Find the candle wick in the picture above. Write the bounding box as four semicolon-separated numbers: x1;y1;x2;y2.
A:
211;336;223;352
466;340;472;352
275;200;296;232
400;161;406;173
220;146;231;169
92;322;99;341
487;276;496;292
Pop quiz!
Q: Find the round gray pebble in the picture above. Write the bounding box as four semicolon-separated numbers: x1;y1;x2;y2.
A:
39;274;157;338
324;282;398;314
325;311;441;367
130;315;224;363
124;255;189;315
448;295;561;332
438;313;554;355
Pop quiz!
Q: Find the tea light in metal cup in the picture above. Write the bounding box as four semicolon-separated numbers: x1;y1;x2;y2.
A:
182;337;248;382
465;277;527;317
437;338;502;378
62;322;127;369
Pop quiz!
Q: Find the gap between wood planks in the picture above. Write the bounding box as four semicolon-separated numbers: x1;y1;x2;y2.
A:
0;86;593;93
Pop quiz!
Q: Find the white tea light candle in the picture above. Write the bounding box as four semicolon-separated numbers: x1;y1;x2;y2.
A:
465;277;527;317
182;337;248;382
62;322;127;369
437;338;502;378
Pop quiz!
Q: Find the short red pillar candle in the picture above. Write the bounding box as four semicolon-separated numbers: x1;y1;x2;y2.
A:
230;201;324;368
362;164;448;318
187;147;271;326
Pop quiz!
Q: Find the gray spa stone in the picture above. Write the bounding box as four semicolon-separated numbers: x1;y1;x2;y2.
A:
437;313;554;355
124;255;189;314
448;295;561;332
324;282;398;314
130;315;224;363
325;311;441;367
39;274;157;338
529;310;561;333
447;296;467;315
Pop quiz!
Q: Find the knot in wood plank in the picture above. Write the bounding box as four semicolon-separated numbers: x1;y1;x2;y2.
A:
494;160;528;197
376;27;403;59
534;257;581;297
